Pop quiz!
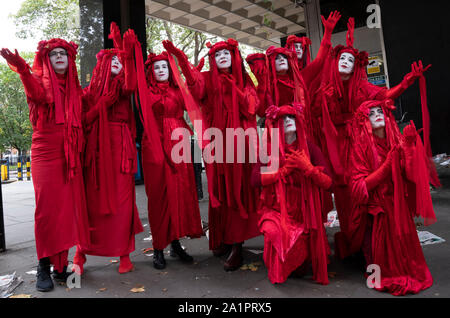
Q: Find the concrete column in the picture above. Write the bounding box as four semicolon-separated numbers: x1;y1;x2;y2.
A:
304;0;323;58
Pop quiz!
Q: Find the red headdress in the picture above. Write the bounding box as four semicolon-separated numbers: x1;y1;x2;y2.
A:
285;35;312;69
32;38;82;180
351;99;437;227
262;103;330;285
144;51;176;88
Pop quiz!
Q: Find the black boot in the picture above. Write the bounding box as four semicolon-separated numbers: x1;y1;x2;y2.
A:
36;258;54;292
170;240;194;263
224;243;243;272
153;249;166;270
52;266;70;283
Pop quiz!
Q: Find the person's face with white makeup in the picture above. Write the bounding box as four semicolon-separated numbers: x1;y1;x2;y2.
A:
215;49;232;70
275;54;289;74
369;106;385;130
294;43;303;60
111;55;123;76
49;47;68;74
338;52;355;75
283;115;296;135
153;60;169;82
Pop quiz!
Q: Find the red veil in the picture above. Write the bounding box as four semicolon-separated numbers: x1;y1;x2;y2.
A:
31;39;83;181
348;99;435;295
285;35;312;70
262;104;330;285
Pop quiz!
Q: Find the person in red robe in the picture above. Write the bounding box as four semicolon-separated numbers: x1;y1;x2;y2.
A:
251;104;333;285
347;99;437;295
134;45;203;270
163;38;260;271
246;11;341;223
72;25;144;275
312;18;434;258
1;40;90;292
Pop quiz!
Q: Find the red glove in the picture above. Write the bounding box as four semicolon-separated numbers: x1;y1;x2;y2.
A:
109;22;123;50
365;145;399;191
121;29;137;60
402;121;418;146
162;40;195;84
402;60;431;88
321;10;341;39
285;150;314;174
260;165;294;186
1;48;29;74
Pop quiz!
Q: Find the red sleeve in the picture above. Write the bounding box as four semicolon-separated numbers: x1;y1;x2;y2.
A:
307;139;332;178
122;56;137;95
19;71;46;104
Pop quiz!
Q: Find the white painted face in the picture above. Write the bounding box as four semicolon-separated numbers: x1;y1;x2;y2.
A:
275;54;289;73
338;52;355;75
111;55;123;76
283;115;297;134
153;60;169;82
49;48;69;74
294;43;303;60
369;106;385;130
215;49;232;70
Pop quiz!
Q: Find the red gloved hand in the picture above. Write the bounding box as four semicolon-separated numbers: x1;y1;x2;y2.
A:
109;22;123;50
321;10;341;34
365;145;399;191
402;121;418;146
321;83;335;99
1;48;29;73
121;29;137;59
403;60;432;87
162;40;186;61
285;150;314;174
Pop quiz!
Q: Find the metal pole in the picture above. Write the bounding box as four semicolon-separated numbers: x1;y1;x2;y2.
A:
0;179;6;252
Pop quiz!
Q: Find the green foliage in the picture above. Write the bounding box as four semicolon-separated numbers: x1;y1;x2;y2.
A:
12;0;80;43
0;54;35;155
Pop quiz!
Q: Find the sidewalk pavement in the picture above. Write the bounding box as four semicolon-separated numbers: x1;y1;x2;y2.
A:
0;168;449;299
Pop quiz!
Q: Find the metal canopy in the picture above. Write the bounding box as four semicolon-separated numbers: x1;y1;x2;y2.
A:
145;0;306;50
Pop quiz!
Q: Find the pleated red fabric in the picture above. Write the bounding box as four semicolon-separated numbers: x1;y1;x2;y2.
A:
347;100;435;296
254;105;331;285
10;39;89;271
78;48;143;257
141;54;203;250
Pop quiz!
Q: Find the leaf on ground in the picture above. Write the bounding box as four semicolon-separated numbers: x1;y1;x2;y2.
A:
9;294;32;298
162;288;168;292
328;272;337;278
97;288;107;292
142;247;154;254
240;264;249;270
130;285;145;293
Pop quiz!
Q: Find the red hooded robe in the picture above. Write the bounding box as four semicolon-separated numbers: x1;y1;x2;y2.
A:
7;39;90;271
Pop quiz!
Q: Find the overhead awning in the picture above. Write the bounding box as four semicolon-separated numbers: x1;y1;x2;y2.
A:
145;0;306;50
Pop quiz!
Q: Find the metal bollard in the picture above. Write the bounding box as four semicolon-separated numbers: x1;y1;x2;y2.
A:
17;160;23;181
26;158;31;181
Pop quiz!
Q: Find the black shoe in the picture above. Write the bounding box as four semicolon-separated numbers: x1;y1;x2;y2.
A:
36;258;54;292
52;266;70;283
170;240;194;263
224;243;243;272
153;249;166;270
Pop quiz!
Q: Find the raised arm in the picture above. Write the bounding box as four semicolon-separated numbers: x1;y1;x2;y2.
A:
1;48;45;102
301;11;341;85
162;40;206;100
121;29;138;94
384;60;431;100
